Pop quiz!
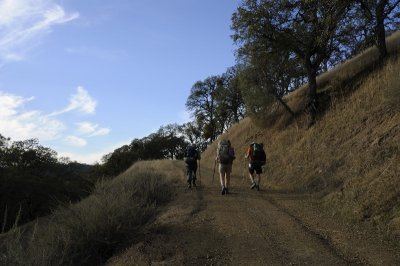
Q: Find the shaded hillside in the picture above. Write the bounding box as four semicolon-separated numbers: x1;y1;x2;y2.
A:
0;160;179;265
201;33;400;237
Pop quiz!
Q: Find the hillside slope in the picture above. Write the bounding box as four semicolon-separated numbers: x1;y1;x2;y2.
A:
108;165;400;265
201;44;399;237
2;33;399;266
108;35;400;264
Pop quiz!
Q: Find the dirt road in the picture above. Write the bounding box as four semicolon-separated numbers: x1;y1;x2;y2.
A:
108;165;400;266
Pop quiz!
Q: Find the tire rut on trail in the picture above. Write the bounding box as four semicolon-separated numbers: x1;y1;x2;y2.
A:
200;188;349;266
107;164;400;266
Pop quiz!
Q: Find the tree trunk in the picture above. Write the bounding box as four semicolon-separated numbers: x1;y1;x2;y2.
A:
376;0;388;59
274;94;295;117
306;66;318;125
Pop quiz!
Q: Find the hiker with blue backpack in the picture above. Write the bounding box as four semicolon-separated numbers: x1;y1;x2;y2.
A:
215;139;236;195
245;142;266;191
184;144;200;189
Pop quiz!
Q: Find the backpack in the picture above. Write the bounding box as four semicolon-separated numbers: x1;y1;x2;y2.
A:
184;146;197;164
218;140;235;164
250;143;266;166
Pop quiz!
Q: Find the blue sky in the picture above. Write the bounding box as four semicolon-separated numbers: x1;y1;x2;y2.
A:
0;0;241;164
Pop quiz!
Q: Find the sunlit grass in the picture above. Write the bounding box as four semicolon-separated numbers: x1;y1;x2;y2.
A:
201;35;400;238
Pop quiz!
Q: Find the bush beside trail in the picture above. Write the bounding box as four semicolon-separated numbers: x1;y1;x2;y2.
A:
0;160;178;266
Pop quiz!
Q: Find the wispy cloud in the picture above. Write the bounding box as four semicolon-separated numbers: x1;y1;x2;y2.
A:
76;122;97;134
0;87;109;144
0;0;79;63
90;127;111;137
50;86;97;116
64;135;87;147
0;91;65;140
76;122;111;136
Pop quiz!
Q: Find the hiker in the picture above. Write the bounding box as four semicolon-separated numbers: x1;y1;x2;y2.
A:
215;139;235;195
245;142;266;191
184;144;200;188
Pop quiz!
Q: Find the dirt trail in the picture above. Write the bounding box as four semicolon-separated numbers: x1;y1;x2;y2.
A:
108;165;400;266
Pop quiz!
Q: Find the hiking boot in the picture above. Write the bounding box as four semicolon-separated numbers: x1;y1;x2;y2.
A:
193;181;197;187
187;183;192;189
256;184;260;191
221;187;226;195
250;183;256;189
225;188;229;194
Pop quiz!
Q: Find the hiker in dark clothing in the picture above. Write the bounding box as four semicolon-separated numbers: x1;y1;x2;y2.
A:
184;144;200;188
245;142;266;191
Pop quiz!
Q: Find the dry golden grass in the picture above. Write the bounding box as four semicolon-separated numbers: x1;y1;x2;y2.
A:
283;31;400;120
122;159;185;183
201;36;400;237
0;161;177;265
321;56;400;229
317;31;400;89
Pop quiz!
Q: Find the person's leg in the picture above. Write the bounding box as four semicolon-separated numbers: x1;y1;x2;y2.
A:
225;163;232;193
219;164;226;194
192;164;198;186
256;166;262;190
248;164;256;188
248;165;254;182
186;165;192;188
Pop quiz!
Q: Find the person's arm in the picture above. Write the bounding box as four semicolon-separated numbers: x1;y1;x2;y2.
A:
230;147;236;160
245;147;250;159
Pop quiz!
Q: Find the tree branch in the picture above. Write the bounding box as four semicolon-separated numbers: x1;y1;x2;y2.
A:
385;0;400;17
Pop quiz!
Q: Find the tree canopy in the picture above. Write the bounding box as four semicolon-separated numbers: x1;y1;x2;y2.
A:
232;0;354;124
356;0;400;58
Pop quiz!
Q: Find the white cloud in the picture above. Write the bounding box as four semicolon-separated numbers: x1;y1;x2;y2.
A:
0;92;32;115
64;135;87;147
0;91;65;140
0;89;112;164
58;140;131;164
76;121;111;136
77;122;97;134
58;151;104;165
0;0;79;63
90;127;111;136
50;86;97;116
0;88;108;143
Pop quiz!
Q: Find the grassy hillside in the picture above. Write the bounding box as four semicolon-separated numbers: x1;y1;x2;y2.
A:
201;32;400;237
1;32;398;265
0;160;182;265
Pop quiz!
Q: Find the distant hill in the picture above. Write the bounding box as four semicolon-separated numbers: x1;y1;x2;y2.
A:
201;31;400;237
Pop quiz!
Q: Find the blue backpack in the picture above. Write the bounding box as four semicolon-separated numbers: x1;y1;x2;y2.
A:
184;146;198;164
